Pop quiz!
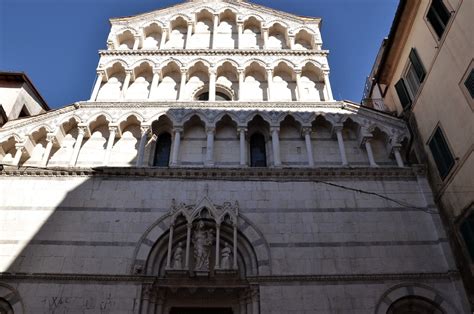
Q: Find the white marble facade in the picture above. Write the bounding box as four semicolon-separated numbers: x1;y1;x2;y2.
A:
0;0;470;313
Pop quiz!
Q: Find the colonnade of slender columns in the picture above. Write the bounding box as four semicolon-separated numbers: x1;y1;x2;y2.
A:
91;66;332;102
20;122;405;169
165;218;238;272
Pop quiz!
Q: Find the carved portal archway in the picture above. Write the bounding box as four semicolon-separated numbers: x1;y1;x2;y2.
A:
138;196;263;314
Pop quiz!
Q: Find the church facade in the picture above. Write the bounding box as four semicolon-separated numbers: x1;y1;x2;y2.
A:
0;0;470;313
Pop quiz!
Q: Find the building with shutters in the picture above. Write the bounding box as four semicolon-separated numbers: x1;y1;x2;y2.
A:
0;0;471;313
363;0;474;308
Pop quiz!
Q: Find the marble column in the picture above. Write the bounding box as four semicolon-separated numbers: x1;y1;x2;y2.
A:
364;139;377;167
238;69;245;100
185;223;192;269
323;70;334;101
288;35;295;49
136;127;149;167
237;22;243;49
121;70;132;99
41;134;56;167
205;127;215;166
233;222;238;269
266;69;273;101
334;126;348;166
303;127;314;167
104;126;117;166
90;72;104;101
69;126;86;166
209;69;217;101
262;28;269;49
212;14;219;49
215;223;221;269
238;127;247;167
251;286;260;314
170;127;182;166
393;146;404;167
179;70;187;100
295;71;304;101
185;22;193;49
12;145;24;166
133;36;140;50
148;70;160;99
166;224;174;269
160;28;168;48
271;127;281;167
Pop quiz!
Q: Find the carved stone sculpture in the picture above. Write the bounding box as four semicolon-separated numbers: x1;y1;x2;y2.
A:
220;242;232;269
192;221;214;271
172;242;184;269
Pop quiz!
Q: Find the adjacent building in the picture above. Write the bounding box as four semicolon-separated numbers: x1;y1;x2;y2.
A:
364;0;474;307
0;0;471;313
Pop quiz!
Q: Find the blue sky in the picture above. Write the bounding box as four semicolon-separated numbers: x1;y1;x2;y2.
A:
0;0;398;109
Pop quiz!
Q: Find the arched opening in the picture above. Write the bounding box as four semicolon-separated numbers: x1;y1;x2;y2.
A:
268;23;288;49
167;17;188;49
250;133;267;167
143;23;163;49
294;29;314;50
153;132;172;167
77;115;110;167
117;30;135;50
273;62;296;101
186;62;210;101
215;115;238;166
300;62;324;101
216;9;237;49
23;127;48;166
242;17;263;49
97;63;125;100
387;296;445;314
48;118;79;167
279;115;305;166
190;10;213;49
242;62;267;101
311;115;337;166
111;115;141;166
127;62;153;100
181;115;206;166
156;62;181;101
217;61;238;99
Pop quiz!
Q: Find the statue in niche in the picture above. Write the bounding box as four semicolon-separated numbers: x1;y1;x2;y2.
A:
172;242;184;269
192;221;214;271
220;242;232;269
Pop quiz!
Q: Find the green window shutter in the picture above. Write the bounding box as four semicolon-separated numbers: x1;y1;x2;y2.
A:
395;78;412;109
428;127;455;179
409;48;426;83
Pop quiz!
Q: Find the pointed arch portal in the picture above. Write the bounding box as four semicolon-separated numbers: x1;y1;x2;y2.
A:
135;196;268;314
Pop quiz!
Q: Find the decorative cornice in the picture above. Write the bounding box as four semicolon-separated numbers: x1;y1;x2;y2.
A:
99;49;329;57
0;271;459;284
0;165;425;180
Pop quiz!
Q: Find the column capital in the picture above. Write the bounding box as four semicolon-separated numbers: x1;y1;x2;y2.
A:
302;127;312;136
187;21;194;26
237;126;247;133
77;125;88;135
294;69;302;75
173;126;184;133
209;68;217;76
96;70;106;76
140;125;151;134
46;133;57;144
206;126;216;134
180;68;188;75
270;126;280;133
357;127;373;146
108;125;119;133
152;67;161;75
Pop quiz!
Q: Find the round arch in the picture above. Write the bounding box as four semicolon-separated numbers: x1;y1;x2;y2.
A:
0;283;24;314
374;283;461;314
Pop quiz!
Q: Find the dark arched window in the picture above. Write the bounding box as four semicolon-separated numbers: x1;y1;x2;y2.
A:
387;296;444;314
250;133;267;167
153;132;172;167
460;212;474;261
196;91;232;101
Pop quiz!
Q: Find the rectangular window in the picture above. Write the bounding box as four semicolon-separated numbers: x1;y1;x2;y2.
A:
395;48;426;109
426;0;451;39
464;69;474;99
460;213;474;262
428;126;455;179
